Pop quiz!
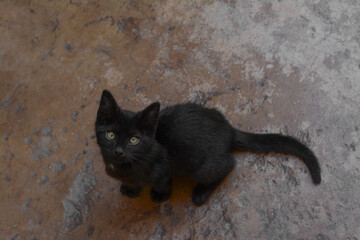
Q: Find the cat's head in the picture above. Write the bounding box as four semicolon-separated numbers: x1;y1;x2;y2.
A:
95;90;160;164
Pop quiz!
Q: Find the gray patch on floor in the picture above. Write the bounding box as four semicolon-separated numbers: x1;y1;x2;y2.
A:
52;162;65;172
62;172;96;232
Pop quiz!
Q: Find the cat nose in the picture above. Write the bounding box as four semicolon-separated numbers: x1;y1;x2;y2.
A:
114;147;124;156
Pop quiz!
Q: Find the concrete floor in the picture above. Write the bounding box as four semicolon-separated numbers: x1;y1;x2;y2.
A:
1;0;359;239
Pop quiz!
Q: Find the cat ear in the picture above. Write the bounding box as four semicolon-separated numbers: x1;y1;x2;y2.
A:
98;90;118;118
137;102;160;136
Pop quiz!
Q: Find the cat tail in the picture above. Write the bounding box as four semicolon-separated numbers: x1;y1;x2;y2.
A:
231;129;321;185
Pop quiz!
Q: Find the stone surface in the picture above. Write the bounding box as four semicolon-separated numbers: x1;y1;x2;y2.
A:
38;175;49;187
62;199;83;232
41;126;52;136
24;137;32;144
52;162;65;172
1;1;360;239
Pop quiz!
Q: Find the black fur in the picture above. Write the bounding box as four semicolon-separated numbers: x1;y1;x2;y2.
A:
95;90;321;206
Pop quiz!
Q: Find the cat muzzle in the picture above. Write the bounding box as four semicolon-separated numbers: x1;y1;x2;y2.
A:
114;147;124;156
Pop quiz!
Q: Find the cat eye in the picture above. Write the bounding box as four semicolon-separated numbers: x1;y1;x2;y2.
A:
129;136;140;145
106;131;115;140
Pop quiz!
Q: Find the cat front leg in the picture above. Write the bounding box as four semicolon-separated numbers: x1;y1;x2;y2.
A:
120;184;142;198
150;176;172;203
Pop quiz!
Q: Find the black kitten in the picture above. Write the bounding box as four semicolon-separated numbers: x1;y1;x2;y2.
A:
95;90;321;206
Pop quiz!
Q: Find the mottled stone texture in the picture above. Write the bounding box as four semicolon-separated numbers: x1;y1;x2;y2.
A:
1;1;359;239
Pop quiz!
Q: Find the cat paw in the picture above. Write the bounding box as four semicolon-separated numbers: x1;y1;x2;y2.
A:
120;184;141;198
192;193;210;206
192;185;212;206
150;188;171;203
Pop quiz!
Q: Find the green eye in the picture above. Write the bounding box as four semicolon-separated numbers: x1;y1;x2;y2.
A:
106;131;115;140
129;136;140;145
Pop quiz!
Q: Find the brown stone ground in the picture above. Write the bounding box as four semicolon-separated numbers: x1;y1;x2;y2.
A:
1;1;360;239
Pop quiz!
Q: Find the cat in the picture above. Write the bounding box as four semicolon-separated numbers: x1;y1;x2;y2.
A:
95;90;321;206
